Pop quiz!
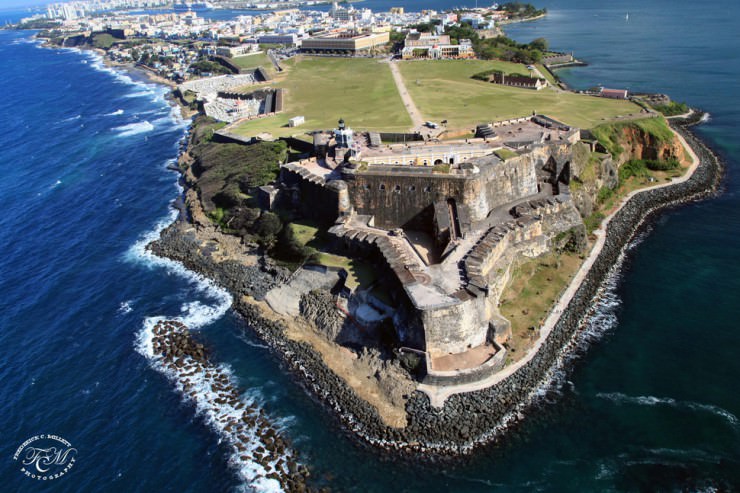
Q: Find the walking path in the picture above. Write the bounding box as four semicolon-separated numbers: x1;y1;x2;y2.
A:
386;60;424;130
418;125;702;407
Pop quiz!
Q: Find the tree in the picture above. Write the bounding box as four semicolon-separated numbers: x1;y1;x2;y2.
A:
254;212;282;248
530;37;548;52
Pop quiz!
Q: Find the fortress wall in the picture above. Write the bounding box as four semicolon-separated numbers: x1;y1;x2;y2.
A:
343;172;467;230
467;156;539;221
422;295;490;357
280;167;341;223
343;156;539;229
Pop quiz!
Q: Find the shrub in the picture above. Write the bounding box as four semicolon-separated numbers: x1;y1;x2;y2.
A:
584;212;605;233
652;101;689;116
644;158;680;171
619;159;650;182
596;186;614;205
254;212;282;247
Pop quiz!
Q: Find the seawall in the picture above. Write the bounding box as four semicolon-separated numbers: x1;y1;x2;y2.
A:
149;115;722;455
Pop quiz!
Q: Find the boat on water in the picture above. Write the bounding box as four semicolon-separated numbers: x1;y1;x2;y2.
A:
173;1;214;12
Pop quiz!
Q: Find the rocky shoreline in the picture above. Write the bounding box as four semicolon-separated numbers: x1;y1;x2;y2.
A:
148;113;722;457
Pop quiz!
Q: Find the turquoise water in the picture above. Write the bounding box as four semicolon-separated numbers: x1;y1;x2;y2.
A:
1;0;739;491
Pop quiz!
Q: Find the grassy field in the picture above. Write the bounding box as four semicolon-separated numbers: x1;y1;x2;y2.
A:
288;219;376;290
230;51;274;74
227;56;642;139
396;59;642;130
229;56;412;139
499;250;584;361
535;63;558;86
312;252;376;290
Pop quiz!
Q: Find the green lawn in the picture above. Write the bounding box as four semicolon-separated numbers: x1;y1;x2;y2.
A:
396;59;642;130
495;148;518;161
231;51;272;70
228;56;412;139
289;219;321;247
313;252;376;290
535;63;558;86
227;56;642;140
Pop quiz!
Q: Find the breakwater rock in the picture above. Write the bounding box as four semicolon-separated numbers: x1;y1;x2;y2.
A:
149;224;286;301
148;120;722;456
141;319;311;492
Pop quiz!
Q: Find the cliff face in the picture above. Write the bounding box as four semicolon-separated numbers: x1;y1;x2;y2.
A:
616;124;688;165
570;120;688;217
569;142;617;218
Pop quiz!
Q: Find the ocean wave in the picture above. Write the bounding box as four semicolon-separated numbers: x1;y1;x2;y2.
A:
118;300;133;315
78;49;169;106
125;89;157;99
700;112;711;123
105;109;125;116
113;121;154;138
124;206;231;319
135;318;301;492
596;392;738;427
61;114;82;122
235;332;270;350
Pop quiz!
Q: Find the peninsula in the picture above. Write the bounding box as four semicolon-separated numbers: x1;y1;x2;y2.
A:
149;44;721;457
18;1;724;489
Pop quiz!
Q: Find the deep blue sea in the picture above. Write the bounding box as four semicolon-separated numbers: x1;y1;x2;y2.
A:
1;0;739;491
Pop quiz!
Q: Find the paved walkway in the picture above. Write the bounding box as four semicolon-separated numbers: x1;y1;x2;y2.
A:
386;60;425;130
418;125;702;407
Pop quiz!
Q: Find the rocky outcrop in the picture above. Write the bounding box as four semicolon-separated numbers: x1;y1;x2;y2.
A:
570;119;689;218
149;223;286;301
569;141;618;217
299;290;344;341
616;123;688;165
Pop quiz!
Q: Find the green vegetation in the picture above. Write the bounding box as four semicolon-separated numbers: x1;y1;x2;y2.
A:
535;63;558;86
445;21;547;63
432;163;451;174
651;101;690;116
230;52;274;74
596;186;614;205
497;2;547;19
583;212;605;234
92;33;117;49
495;148;518;161
499;250;581;360
591;117;674;158
397;59;641;130
15;19;60;30
188;116;288;246
471;68;533;81
619;158;680;182
289;220;321;247
229;57;411;139
190;59;231;76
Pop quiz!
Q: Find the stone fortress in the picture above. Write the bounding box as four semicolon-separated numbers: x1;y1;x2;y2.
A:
278;116;587;384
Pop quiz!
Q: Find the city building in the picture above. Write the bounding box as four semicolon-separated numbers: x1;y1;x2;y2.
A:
301;30;389;54
401;32;474;60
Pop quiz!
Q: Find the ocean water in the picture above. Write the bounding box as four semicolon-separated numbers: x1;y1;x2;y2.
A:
1;0;739;491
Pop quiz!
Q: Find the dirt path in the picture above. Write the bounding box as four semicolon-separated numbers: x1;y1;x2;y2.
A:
386;60;424;130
